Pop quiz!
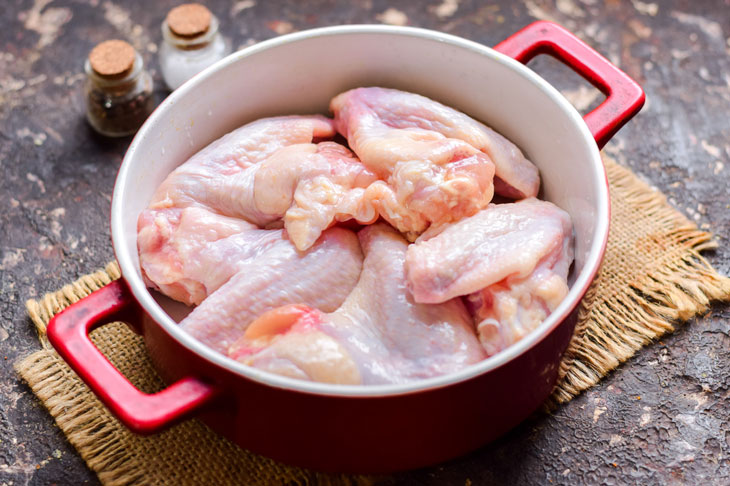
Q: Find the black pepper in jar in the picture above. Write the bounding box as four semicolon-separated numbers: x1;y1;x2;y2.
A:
84;40;154;137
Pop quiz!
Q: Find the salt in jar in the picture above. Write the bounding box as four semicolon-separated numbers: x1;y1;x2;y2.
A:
159;3;231;90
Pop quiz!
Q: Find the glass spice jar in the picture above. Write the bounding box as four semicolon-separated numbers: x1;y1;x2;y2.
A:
84;40;154;137
159;3;230;90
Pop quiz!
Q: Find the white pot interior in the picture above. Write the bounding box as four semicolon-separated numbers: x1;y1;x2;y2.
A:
113;25;608;396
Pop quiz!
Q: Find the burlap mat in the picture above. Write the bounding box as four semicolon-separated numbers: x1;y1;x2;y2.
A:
14;156;730;485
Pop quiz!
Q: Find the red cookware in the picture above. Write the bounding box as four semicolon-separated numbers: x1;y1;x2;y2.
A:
47;21;644;473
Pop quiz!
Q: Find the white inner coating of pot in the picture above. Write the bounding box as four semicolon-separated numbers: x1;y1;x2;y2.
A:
113;25;608;397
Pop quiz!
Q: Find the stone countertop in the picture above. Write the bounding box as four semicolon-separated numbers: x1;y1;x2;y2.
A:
1;0;729;484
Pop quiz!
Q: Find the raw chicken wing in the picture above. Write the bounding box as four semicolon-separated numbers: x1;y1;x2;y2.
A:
137;207;285;305
332;88;504;238
139;116;370;305
211;141;379;250
332;87;538;198
148;115;336;213
405;198;573;356
179;226;364;353
467;252;571;357
146;114;377;250
228;224;486;385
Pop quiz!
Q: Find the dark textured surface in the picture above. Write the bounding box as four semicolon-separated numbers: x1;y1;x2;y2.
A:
1;0;729;484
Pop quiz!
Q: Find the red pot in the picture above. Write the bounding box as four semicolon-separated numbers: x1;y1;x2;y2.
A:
47;21;644;473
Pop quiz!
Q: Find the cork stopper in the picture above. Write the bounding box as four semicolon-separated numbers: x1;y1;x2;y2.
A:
88;40;136;79
167;3;212;38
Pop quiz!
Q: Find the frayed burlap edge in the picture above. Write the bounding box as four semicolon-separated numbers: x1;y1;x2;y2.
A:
545;158;730;408
24;262;121;349
15;350;152;486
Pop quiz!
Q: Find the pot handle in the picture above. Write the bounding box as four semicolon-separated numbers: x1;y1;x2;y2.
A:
46;279;218;434
494;20;645;148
